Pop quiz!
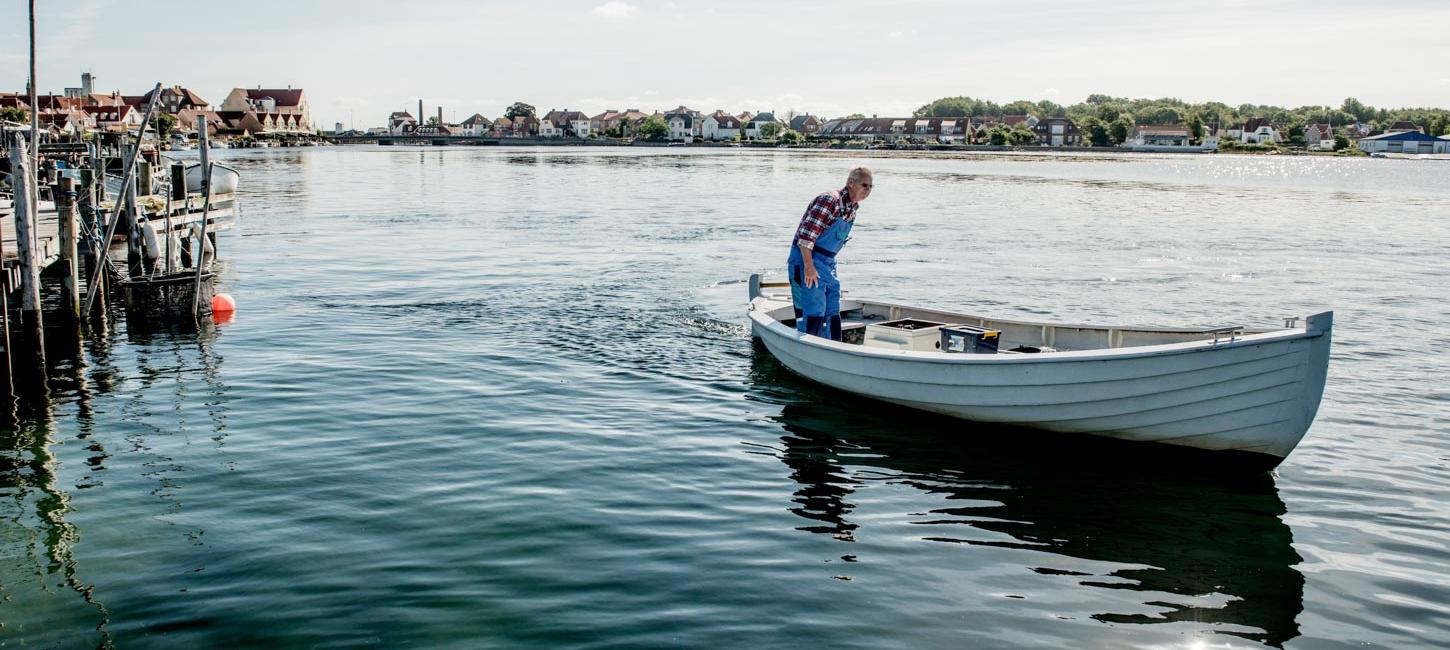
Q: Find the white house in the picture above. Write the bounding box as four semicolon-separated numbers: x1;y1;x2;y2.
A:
1240;118;1280;143
745;111;784;140
540;109;591;137
460;113;491;137
702;110;742;141
664;106;701;141
388;111;416;135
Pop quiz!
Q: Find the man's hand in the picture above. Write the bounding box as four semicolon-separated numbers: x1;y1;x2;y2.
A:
798;243;819;288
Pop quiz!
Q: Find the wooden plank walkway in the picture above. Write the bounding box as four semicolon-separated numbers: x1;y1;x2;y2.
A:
2;192;236;274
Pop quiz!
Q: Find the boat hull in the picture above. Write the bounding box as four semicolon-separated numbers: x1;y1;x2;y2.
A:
749;285;1330;465
185;163;240;195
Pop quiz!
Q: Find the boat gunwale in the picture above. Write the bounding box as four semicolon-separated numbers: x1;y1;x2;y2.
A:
749;298;1329;365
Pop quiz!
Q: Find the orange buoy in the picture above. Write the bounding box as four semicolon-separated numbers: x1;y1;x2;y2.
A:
212;293;237;314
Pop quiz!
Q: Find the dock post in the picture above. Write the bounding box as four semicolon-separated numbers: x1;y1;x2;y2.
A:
56;176;82;322
137;159;153;196
89;143;106;204
7;134;47;391
124;175;143;278
170;163;186;272
192;116;213;317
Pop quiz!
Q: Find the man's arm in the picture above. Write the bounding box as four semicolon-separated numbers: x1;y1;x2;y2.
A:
794;193;838;289
798;242;818;288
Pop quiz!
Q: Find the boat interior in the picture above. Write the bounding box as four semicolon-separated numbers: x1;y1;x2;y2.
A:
756;281;1282;355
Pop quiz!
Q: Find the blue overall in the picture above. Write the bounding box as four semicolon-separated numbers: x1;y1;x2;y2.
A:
788;211;853;340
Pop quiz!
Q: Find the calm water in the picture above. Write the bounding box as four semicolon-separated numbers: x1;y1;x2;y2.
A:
3;148;1448;648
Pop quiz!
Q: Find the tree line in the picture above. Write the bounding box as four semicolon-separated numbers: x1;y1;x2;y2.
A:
913;95;1450;146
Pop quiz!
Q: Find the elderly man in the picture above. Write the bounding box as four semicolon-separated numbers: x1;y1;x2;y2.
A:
787;166;873;340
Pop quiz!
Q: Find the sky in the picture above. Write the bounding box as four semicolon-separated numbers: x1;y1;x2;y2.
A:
3;0;1448;129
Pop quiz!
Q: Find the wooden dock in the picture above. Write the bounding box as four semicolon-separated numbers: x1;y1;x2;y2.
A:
1;191;236;292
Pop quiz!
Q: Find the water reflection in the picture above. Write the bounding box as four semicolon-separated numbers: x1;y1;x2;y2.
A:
1;316;228;646
749;346;1304;647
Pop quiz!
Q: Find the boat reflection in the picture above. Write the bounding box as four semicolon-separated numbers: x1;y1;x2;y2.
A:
750;346;1305;647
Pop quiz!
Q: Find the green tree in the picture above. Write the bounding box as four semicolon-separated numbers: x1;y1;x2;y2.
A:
637;115;668;141
1109;117;1133;145
505;102;536;119
1333;134;1350;151
1340;97;1370;122
1001;100;1038;117
427;116;441;125
1136;105;1182;126
842;113;866;119
1008;125;1037;145
154;112;177;140
780;129;804;145
1078;116;1111;147
1187;114;1203;141
759;122;783;140
987;126;1009;146
1;106;28;122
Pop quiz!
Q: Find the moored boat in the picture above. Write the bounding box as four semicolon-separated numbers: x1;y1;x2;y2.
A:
747;275;1332;467
183;162;241;195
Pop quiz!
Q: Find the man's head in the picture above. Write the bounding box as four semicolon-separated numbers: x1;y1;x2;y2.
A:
845;166;873;203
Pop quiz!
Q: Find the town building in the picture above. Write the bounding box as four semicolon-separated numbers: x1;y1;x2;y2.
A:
460;113;491;137
540;109;591;137
220;86;311;134
816;117;971;144
497;115;539;137
663;106;702;141
82;104;142;132
1127;125;1191;147
745;112;784;140
388;111;417;136
142;85;212;114
1356;130;1446;154
702;110;742;141
1304;123;1334;149
1033;117;1081;146
1240;117;1279;143
788;114;822;135
1001;114;1038;129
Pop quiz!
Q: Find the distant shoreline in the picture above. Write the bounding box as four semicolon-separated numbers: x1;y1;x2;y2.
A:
310;138;1370;158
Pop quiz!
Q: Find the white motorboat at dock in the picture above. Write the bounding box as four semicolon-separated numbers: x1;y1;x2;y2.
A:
748;275;1332;467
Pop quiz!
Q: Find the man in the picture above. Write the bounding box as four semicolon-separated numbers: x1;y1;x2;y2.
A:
787;166;873;340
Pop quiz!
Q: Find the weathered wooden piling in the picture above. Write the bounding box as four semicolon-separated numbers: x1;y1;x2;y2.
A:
192;116;213;317
124;175;143;277
7;134;47;385
55;176;81;321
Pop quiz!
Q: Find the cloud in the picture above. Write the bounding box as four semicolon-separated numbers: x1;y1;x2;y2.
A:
592;2;638;17
887;31;900;38
1042;87;1061;96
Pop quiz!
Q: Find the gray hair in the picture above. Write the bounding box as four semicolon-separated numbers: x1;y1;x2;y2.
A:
848;166;873;183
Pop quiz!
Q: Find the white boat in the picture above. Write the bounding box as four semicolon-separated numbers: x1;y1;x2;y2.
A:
183;162;241;195
747;275;1331;467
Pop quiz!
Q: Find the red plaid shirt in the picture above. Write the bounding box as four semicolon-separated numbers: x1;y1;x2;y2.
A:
792;187;858;250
